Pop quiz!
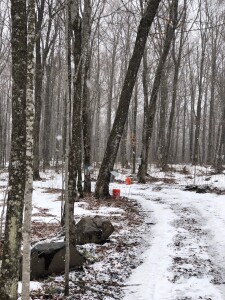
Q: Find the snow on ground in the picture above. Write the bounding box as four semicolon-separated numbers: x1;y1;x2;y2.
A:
121;184;225;300
120;165;225;300
1;165;225;299
18;281;43;296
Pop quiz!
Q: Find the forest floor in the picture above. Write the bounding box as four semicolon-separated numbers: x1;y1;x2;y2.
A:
1;164;225;299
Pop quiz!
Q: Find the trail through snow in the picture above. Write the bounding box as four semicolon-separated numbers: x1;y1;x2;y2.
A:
1;165;225;299
122;184;225;300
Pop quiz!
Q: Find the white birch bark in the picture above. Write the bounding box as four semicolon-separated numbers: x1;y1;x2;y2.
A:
21;0;35;298
0;0;27;298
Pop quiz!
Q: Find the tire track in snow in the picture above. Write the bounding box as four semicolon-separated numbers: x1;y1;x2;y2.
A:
123;193;179;300
123;188;225;300
168;203;225;299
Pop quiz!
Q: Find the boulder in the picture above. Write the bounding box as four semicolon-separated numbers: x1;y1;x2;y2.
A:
30;241;85;279
75;216;114;245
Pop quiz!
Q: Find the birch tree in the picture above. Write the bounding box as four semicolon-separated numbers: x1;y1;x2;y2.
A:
21;0;35;298
0;0;27;298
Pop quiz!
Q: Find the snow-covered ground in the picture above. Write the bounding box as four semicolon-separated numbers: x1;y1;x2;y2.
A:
122;184;225;299
120;165;225;300
1;164;225;299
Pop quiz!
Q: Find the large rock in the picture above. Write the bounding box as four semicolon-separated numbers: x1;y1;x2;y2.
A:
75;216;114;245
30;241;85;279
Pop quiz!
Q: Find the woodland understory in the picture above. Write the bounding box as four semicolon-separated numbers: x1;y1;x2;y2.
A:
1;164;225;299
0;168;148;300
1;0;225;299
1;0;225;173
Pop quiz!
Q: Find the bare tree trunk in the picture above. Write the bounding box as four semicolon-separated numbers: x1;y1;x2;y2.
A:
132;82;138;174
33;38;43;180
207;40;217;164
21;0;35;298
42;63;52;171
0;0;27;298
157;69;167;167
193;34;207;165
68;0;83;215
182;84;187;162
64;0;71;295
95;0;161;198
141;49;149;173
161;5;185;169
215;106;225;172
120;120;128;168
173;112;180;162
33;1;56;179
83;0;92;193
202;86;208;164
119;17;131;169
73;3;83;198
0;96;3;167
138;0;178;183
2;84;11;167
189;67;195;162
106;33;118;139
33;0;45;180
55;54;63;173
93;29;101;164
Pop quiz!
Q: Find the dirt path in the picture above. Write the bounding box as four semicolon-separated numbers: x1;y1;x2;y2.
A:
123;186;225;300
168;202;224;286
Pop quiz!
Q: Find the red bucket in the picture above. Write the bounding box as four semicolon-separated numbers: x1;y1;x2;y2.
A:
112;189;120;199
125;177;132;185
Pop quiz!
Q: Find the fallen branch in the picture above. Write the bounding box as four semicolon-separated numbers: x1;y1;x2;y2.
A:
73;279;141;288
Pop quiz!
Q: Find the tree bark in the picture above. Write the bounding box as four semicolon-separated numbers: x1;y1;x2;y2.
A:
64;0;71;295
189;62;195;162
193;35;207;165
162;18;184;170
42;63;52;171
83;0;92;193
120;120;128;168
21;0;35;298
106;33;118;139
207;40;217;164
93;29;101;164
215;106;225;172
33;0;45;180
139;48;149;174
138;0;178;183
0;0;27;298
182;83;187;162
33;0;55;180
68;0;83;215
132;82;138;174
202;85;208;164
95;0;161;198
157;69;168;167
